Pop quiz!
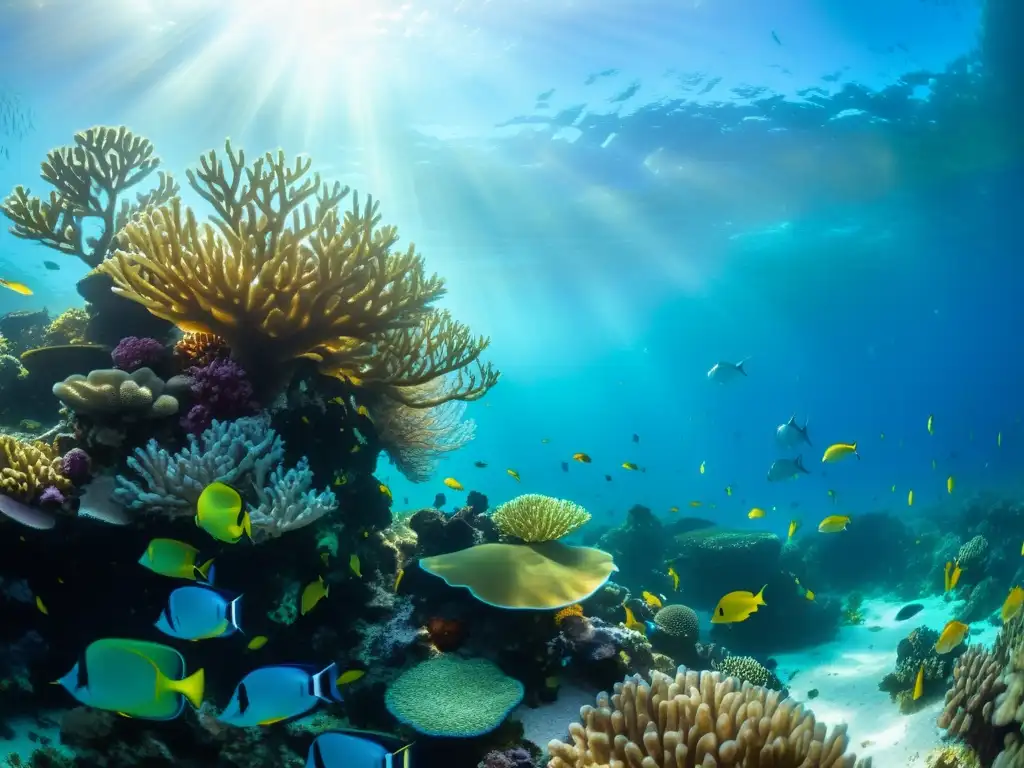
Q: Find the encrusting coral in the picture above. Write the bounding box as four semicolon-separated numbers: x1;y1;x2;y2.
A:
43;308;89;346
98;140;499;404
0;435;71;502
0;126;178;267
713;655;776;690
548;666;872;768
491;493;592;543
52;367;180;419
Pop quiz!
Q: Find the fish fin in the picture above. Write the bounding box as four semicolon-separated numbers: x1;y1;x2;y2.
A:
852;441;860;458
311;741;327;768
755;585;768;605
227;595;244;634
242;511;253;542
795;455;807;472
160;667;205;710
196;558;215;583
736;360;747;375
311;662;343;703
258;716;289;726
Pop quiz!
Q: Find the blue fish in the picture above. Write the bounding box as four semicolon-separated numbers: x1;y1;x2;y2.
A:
307;731;413;768
155;584;243;641
217;662;342;727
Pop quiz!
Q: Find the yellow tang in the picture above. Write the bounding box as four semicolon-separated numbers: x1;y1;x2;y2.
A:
506;469;521;482
711;586;766;624
1002;586;1024;624
196;483;252;544
572;453;591;463
349;554;362;578
379;483;392;501
821;442;859;463
912;663;925;700
908;489;914;506
36;595;48;615
667;566;679;591
139;538;215;582
669;506;680;513
943;560;962;592
0;277;32;295
947;476;954;494
247;635;268;650
300;576;329;615
927;414;934;435
622;604;646;634
621;462;638;471
336;669;366;686
817;515;850;533
443;477;463;491
935;620;969;654
788;520;799;539
394;568;405;592
699;461;706;474
748;508;765;519
641;591;662;609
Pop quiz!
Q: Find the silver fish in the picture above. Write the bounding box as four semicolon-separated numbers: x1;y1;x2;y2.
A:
707;359;749;383
767;456;809;482
776;415;811;448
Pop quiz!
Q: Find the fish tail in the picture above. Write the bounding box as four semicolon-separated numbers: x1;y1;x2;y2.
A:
644;620;658;635
160;668;205;710
737;359;748;375
755;585;767;605
195;558;215;583
312;662;343;703
795;455;806;472
852;442;860;458
227;595;244;634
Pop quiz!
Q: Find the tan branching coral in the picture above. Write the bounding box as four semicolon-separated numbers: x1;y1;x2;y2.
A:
548;667;871;768
0;436;71;502
1;126;178;267
371;380;476;483
43;308;90;345
52;367;179;418
491;494;591;543
98;141;498;404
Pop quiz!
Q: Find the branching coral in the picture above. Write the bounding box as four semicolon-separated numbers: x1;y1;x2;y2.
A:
371;380;476;482
0;436;71;502
1;126;178;267
548;667;871;768
248;457;337;540
98;141;498;404
491;494;591;542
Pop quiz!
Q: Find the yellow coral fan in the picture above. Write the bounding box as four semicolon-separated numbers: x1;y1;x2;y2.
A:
99;141;498;405
553;604;584;626
491;493;591;543
419;541;616;610
0;436;71;502
44;308;90;345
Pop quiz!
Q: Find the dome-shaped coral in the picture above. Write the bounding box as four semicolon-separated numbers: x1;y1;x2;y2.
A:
956;535;989;571
491;493;591;542
715;655;773;689
654;604;699;640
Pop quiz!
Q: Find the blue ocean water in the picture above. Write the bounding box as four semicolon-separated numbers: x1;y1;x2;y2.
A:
1;0;1019;540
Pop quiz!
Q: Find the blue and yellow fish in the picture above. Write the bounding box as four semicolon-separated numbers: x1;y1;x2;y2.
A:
155;584;243;641
217;662;344;727
139;539;215;582
306;730;414;768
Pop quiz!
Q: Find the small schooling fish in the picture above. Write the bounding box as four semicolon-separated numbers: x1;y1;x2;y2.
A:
776;415;811;448
767;456;808;482
821;442;859;463
707;359;748;383
817;515;850;533
301;577;329;615
42;260;60;271
442;477;463;491
711;586;766;624
572;453;591;463
473;461;487;468
0;277;32;295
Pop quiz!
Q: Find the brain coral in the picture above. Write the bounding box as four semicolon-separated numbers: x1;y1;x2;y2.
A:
654;604;700;640
715;655;773;689
491;493;591;542
547;666;871;767
956;535;989;571
384;655;523;737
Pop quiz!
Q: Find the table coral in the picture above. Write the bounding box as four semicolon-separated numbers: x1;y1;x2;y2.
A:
548;666;872;768
491;494;592;542
0;435;71;502
0;126;178;267
98;140;499;405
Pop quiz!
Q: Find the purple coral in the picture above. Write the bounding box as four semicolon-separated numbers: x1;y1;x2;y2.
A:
39;486;66;506
111;336;166;372
478;748;533;768
60;448;91;485
181;358;257;434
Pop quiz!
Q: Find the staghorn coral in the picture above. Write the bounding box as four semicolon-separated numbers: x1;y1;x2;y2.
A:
98;141;498;404
248;457;337;540
0;435;71;502
43;308;89;346
654;604;700;641
52;367;179;418
491;493;591;543
370;381;476;482
547;666;870;768
0;126;178;267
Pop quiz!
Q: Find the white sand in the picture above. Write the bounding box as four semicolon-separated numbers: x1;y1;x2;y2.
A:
773;593;997;767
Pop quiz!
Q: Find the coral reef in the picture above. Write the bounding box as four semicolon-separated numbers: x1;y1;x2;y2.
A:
181;358;257;434
52;368;179;419
0;436;70;503
880;625;962;713
714;655;782;691
491;494;592;543
43;308;89;346
110;336;167;372
957;535;990;572
547;666;871;767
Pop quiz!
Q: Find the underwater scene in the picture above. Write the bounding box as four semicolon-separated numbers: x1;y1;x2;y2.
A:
0;0;1023;766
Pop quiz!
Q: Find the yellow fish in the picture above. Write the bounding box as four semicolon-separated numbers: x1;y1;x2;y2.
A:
711;586;766;624
669;506;680;513
356;405;372;420
699;461;706;475
618;650;631;666
931;458;936;471
301;416;310;425
333;474;348;486
804;589;815;601
349;554;362;578
328;397;344;406
336;669;366;686
247;635;268;650
891;484;896;492
443;477;464;491
394;568;405;592
947;475;954;494
572;453;591;463
944;560;962;592
747;508;765;519
908;489;914;506
817;515;851;533
1002;587;1024;624
927;414;934;435
913;663;925;700
724;486;733;496
667;566;679;591
935;620;969;654
827;489;837;504
688;500;702;508
788;520;799;539
0;278;32;295
300;576;329;615
641;591;663;609
998;432;1002;448
622;462;638;471
506;469;521;482
379;483;392;501
195;483;252;544
35;595;48;615
622;604;646;634
822;442;859;463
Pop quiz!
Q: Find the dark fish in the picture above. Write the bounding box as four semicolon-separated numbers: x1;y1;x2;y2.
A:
807;688;818;699
604;474;612;482
560;462;569;473
894;603;924;621
402;497;408;504
632;433;640;443
473;461;487;468
42;260;60;271
433;493;446;508
772;31;782;45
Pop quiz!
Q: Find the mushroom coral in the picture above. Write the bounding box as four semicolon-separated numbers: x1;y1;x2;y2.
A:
98;140;499;406
419;541;616;610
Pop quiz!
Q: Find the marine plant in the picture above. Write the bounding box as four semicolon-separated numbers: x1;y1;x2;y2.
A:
97;140;499;404
0;126;178;268
548;666;872;767
491;493;592;542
